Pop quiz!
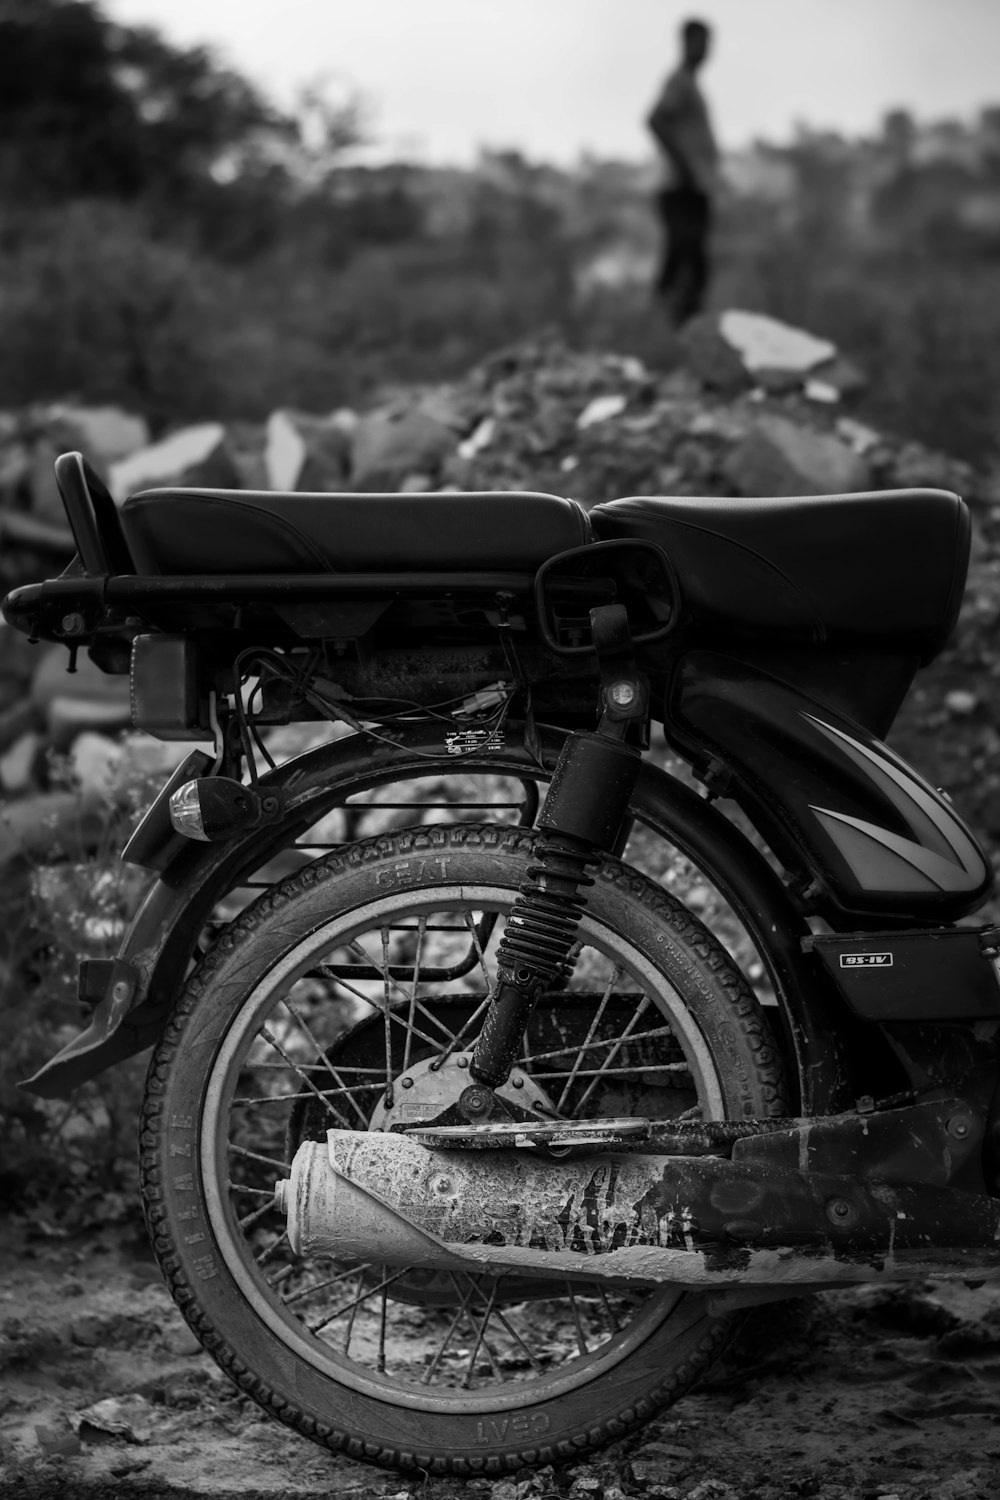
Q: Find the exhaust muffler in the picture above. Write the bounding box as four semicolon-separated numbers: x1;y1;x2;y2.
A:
275;1129;1000;1289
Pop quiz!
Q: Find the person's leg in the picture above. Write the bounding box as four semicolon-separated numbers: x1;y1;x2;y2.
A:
676;193;711;323
654;189;679;296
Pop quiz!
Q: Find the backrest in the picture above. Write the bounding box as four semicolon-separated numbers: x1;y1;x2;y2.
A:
55;451;136;576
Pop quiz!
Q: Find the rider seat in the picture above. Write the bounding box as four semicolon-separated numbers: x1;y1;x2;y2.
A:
590;488;969;660
120;489;592;576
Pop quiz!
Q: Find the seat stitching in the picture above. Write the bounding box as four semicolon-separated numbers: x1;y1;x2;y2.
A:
125;493;335;571
609;512;828;639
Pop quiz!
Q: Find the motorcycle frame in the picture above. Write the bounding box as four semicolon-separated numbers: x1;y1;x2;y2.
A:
27;717;856;1112
10;453;999;1123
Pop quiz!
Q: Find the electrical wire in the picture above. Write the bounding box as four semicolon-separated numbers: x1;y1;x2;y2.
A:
232;645;518;765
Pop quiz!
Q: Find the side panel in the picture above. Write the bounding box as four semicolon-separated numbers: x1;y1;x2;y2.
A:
669;650;994;922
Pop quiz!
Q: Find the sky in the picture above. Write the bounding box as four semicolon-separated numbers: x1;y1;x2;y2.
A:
102;0;1000;165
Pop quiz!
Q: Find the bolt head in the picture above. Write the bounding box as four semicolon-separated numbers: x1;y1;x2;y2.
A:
459;1085;493;1119
400;1076;413;1089
511;1075;524;1089
456;1056;469;1069
608;680;638;708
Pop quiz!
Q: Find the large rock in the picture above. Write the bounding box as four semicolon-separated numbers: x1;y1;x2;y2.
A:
350;402;461;490
677;315;752;396
806;352;867;400
31;644;131;742
719;310;836;375
265;409;354;491
46;404;150;468
108;423;240;500
725;413;872;497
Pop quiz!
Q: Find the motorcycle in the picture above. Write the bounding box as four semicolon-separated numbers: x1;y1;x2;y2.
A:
5;450;1000;1476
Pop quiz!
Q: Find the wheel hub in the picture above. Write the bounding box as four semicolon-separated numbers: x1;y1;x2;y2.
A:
367;1052;554;1133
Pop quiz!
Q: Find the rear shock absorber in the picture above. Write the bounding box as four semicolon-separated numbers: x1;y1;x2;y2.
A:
470;603;647;1090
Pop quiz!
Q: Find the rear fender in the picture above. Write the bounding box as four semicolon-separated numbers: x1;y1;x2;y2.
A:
23;723;852;1113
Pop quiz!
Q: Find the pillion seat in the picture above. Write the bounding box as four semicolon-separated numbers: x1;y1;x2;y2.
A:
120;489;592;575
590;488;970;660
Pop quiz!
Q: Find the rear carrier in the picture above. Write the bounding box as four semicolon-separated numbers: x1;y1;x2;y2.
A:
804;926;1000;1020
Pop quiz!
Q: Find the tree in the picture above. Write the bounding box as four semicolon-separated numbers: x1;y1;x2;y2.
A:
0;0;293;209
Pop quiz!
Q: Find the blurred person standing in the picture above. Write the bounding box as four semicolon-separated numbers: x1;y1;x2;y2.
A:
647;17;718;324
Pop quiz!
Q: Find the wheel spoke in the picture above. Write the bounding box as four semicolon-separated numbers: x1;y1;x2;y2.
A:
348;935;463;1049
279;996;369;1127
566;1282;590;1356
256;1231;290;1270
420;1275;482;1385
237;1198;279;1231
598;1285;621;1333
309;1266;411;1336
401;915;427;1075
377;1268;389;1374
258;1023;346;1127
573;997;653;1115
460;1275;545;1373
462;1277;506;1387
316;960;457;1057
554;963;622;1113
229;1142;289;1172
283;1262;372;1308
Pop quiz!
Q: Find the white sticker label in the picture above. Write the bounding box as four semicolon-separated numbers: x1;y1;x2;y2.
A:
445;728;506;756
840;953;893;968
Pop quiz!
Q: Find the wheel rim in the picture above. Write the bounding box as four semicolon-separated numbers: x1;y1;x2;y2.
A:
200;874;728;1412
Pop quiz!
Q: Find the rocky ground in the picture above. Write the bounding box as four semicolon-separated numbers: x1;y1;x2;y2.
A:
4;1214;1000;1500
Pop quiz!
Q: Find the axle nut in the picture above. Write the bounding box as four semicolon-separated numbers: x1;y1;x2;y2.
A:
459;1085;494;1119
825;1197;856;1227
947;1116;972;1140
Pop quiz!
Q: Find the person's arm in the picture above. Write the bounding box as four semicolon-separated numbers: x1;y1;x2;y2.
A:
647;76;697;188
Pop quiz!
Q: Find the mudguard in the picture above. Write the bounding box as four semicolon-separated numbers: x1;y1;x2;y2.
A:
23;721;852;1114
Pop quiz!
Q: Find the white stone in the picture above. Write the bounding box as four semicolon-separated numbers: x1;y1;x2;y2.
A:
47;404;149;465
804;379;840;403
458;416;496;459
576;393;627;429
265;410;307;491
945;689;978;715
836;416;881;454
0;731;40;793
109;423;228;500
719;309;836;373
70;731;123;794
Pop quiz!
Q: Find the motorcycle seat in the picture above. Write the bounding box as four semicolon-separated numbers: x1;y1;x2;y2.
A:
120;488;592;576
590;488;969;657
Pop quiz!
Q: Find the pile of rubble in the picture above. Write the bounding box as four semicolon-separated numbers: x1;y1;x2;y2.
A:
0;308;997;846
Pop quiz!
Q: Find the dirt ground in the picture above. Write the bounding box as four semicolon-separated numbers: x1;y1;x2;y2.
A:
3;1214;1000;1500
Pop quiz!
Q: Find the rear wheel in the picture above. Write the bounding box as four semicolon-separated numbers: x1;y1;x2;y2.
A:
140;823;786;1474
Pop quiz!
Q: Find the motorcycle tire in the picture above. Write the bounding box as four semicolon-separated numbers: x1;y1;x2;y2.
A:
140;822;787;1475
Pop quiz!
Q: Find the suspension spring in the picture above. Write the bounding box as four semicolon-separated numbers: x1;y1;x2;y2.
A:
470;831;599;1088
469;725;641;1092
495;833;596;986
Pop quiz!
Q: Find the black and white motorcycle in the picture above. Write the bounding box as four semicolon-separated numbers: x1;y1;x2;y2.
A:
6;451;1000;1474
